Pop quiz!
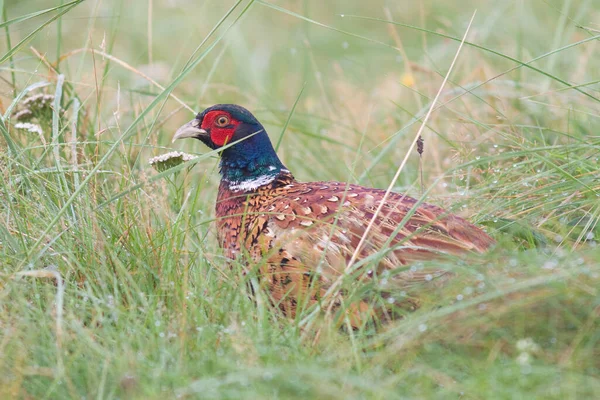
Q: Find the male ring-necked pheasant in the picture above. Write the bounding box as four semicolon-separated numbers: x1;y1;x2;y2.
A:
173;104;494;324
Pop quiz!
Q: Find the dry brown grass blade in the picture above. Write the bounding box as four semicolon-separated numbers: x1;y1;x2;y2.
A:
345;11;478;272
297;10;479;336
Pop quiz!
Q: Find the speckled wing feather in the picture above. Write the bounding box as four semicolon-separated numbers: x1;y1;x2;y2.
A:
215;175;494;321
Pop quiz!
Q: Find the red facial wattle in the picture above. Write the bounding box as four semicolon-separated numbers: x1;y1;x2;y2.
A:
201;110;240;147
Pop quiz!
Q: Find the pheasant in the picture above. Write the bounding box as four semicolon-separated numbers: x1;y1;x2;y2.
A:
173;104;494;325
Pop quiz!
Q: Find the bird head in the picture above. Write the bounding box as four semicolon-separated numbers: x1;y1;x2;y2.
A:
172;104;264;150
172;104;289;185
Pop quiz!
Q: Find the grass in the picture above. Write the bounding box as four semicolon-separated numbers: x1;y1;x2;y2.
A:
1;0;599;398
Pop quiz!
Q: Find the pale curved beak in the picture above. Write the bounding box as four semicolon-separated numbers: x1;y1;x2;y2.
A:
172;119;207;143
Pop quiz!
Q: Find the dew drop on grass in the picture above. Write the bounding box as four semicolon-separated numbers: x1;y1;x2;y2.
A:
263;372;274;381
553;235;563;243
342;41;349;49
516;352;531;365
581;266;590;274
456;294;463;301
418;324;427;332
387;297;395;304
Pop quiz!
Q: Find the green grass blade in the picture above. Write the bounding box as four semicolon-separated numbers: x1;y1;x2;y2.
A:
275;82;306;152
0;0;85;64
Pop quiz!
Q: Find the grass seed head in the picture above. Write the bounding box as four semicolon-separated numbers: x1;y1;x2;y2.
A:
149;151;197;172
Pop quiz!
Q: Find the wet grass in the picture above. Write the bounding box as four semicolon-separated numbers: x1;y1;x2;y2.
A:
1;0;599;398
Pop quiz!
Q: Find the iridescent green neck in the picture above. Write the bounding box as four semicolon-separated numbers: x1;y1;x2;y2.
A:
219;129;289;192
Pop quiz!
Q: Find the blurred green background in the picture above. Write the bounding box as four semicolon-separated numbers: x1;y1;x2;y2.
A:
4;0;598;192
1;0;599;399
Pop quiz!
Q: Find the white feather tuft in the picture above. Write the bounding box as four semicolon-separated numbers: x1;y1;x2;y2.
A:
225;174;276;192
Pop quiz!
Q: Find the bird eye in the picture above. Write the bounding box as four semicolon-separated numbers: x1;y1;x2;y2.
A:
215;115;230;127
